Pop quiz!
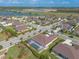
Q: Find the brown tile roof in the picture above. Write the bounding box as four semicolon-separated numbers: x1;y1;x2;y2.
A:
33;33;57;46
53;44;79;59
12;20;27;32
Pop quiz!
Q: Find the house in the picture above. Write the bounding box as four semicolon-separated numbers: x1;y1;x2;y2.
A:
12;20;27;33
61;21;73;32
76;18;79;24
74;26;79;35
0;20;12;27
33;33;58;47
27;33;58;51
53;42;79;59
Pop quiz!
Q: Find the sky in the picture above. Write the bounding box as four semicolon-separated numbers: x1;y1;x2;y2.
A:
0;0;79;7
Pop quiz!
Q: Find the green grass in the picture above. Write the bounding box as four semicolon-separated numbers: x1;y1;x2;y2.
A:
0;45;3;50
40;50;58;59
4;26;17;37
26;12;79;17
6;43;38;59
6;45;20;59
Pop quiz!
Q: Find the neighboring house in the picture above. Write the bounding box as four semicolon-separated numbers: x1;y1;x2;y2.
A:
27;16;39;21
61;22;73;32
33;33;58;47
74;26;79;35
27;33;58;51
53;43;79;59
0;20;12;27
68;19;77;26
76;18;79;24
0;17;12;27
12;20;27;33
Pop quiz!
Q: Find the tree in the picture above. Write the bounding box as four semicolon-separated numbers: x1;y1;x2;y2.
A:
0;45;3;50
9;56;13;59
4;27;17;37
43;30;48;34
39;54;49;59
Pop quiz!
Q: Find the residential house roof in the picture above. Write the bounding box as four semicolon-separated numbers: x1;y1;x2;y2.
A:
53;43;79;59
12;20;27;32
33;33;58;46
62;22;72;30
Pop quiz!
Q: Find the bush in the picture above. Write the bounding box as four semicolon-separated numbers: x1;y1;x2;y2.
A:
4;27;17;37
0;45;3;50
39;54;49;59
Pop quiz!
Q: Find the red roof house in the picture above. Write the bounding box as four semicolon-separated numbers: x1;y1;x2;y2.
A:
33;33;58;47
53;43;79;59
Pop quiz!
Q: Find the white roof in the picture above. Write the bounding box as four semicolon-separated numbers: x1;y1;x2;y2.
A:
62;39;72;46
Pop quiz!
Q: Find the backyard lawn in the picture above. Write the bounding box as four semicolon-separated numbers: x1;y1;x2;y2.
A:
6;43;38;59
